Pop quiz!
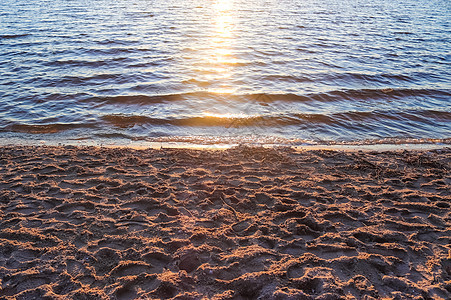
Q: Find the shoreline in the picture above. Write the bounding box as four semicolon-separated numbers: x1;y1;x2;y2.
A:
0;145;449;299
0;137;449;152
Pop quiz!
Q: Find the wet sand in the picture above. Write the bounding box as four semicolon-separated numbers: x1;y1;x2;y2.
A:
0;145;450;299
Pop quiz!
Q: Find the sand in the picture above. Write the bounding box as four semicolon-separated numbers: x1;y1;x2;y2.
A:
0;145;449;299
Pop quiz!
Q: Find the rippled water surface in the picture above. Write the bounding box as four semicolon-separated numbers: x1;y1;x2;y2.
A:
1;0;450;145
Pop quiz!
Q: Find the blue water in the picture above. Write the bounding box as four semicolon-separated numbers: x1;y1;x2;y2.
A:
0;0;450;145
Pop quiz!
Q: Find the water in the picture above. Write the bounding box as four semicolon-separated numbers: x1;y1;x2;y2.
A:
1;0;450;146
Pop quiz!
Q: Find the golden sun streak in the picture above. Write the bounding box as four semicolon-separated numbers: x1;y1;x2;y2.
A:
202;112;254;119
202;0;236;94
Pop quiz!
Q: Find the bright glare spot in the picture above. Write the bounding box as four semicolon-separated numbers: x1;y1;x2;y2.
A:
203;112;251;119
202;69;232;80
214;47;233;57
206;87;237;94
214;0;233;12
215;14;234;38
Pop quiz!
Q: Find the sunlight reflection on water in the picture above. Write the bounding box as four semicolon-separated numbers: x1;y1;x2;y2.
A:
0;0;449;145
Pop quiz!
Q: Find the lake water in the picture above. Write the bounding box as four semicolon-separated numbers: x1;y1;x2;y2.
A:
0;0;450;146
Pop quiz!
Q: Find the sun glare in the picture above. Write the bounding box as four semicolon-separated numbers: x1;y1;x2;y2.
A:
203;112;252;119
214;0;233;12
199;0;236;94
206;87;236;94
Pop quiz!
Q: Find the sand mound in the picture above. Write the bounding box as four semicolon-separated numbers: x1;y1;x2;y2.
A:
0;145;449;299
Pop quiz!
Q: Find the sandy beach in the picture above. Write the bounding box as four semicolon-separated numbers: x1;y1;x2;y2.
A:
0;145;449;299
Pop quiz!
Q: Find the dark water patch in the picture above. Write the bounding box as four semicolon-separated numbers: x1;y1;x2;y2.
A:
393;31;414;35
0;34;30;39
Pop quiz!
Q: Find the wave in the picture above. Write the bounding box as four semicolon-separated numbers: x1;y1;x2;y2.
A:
84;88;451;105
100;109;451;128
65;87;449;106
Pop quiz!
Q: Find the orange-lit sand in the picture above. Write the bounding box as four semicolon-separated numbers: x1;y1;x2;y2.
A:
0;145;449;299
